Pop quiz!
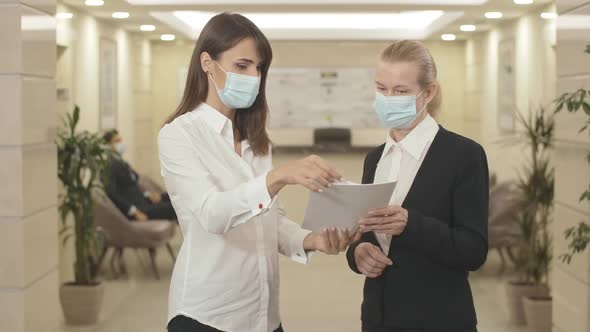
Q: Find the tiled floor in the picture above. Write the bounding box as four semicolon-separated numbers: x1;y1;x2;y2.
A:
53;153;528;332
52;236;526;332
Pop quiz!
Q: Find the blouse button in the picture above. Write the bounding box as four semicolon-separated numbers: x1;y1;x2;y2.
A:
258;203;263;209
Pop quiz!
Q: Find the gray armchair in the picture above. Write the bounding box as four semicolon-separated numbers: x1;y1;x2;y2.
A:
92;189;176;279
488;180;521;271
313;128;351;152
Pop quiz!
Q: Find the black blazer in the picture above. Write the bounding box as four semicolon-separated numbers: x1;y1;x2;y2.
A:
105;156;148;215
346;126;489;330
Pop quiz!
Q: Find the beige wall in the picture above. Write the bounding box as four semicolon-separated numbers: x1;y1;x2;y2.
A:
151;39;466;178
55;5;153;282
551;0;590;331
464;6;557;182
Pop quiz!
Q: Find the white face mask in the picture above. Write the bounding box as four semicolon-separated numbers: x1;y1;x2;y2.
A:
114;142;126;155
209;62;261;109
373;90;427;129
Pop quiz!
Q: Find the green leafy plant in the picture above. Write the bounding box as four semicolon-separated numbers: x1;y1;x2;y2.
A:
57;106;111;284
554;45;590;264
512;107;554;287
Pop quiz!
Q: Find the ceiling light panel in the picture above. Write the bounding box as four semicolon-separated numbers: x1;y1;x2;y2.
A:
140;24;157;31
130;0;486;4
460;24;476;31
56;12;74;19
441;33;456;40
485;12;503;19
85;0;104;6
112;12;131;19
174;11;444;30
152;10;463;40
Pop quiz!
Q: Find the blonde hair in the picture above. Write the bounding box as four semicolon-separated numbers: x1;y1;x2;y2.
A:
380;40;442;115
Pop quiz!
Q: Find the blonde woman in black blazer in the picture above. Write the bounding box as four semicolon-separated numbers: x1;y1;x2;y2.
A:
346;41;489;332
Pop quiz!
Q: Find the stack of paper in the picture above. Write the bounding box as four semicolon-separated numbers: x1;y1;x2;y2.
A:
302;181;396;232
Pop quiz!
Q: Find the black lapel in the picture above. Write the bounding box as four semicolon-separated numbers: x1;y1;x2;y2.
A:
386;126;448;257
401;126;447;209
362;144;385;185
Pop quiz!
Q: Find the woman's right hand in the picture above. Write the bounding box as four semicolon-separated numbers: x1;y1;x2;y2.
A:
354;242;393;278
266;154;343;197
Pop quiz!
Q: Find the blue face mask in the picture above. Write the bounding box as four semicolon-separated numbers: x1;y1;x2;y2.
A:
373;90;426;129
210;62;261;109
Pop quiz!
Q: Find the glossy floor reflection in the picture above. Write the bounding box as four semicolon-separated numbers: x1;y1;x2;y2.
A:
53;231;526;332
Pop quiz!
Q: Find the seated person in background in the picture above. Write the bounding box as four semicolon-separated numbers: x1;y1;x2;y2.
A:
103;129;177;221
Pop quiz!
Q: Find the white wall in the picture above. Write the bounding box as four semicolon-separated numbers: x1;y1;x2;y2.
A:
464;6;557;182
551;1;590;331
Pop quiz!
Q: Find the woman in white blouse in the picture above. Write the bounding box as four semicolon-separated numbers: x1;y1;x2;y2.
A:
158;13;359;332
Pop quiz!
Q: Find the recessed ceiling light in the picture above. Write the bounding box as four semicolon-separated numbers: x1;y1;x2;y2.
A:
84;0;104;6
540;12;557;19
56;12;74;19
112;12;130;19
161;34;176;41
441;33;456;41
485;12;503;19
140;24;156;31
460;24;476;31
514;0;533;4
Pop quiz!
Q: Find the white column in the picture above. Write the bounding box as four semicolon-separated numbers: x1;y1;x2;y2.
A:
0;0;60;331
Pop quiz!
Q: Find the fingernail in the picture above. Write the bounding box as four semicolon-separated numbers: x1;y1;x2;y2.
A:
318;189;324;193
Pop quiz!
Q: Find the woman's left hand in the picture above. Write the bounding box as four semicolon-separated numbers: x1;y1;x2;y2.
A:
358;205;408;236
304;228;362;255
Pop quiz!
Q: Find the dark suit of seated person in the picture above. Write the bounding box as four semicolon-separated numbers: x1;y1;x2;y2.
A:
103;129;177;221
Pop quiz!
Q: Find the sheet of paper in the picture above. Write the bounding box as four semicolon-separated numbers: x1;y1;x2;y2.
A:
302;181;396;232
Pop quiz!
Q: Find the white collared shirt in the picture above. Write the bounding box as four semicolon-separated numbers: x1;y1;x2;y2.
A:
373;114;439;255
158;102;312;332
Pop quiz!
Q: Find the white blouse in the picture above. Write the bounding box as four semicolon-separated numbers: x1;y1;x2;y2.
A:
373;114;439;255
158;102;312;332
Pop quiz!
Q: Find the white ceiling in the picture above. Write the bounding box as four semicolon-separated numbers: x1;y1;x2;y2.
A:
151;10;466;40
125;0;488;5
59;0;555;41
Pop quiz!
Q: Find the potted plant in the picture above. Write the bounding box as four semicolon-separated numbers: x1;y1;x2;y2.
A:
56;106;111;325
554;44;590;264
505;107;554;329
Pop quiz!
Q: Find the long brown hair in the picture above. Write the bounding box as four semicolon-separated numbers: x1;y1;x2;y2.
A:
165;12;273;156
381;40;442;115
